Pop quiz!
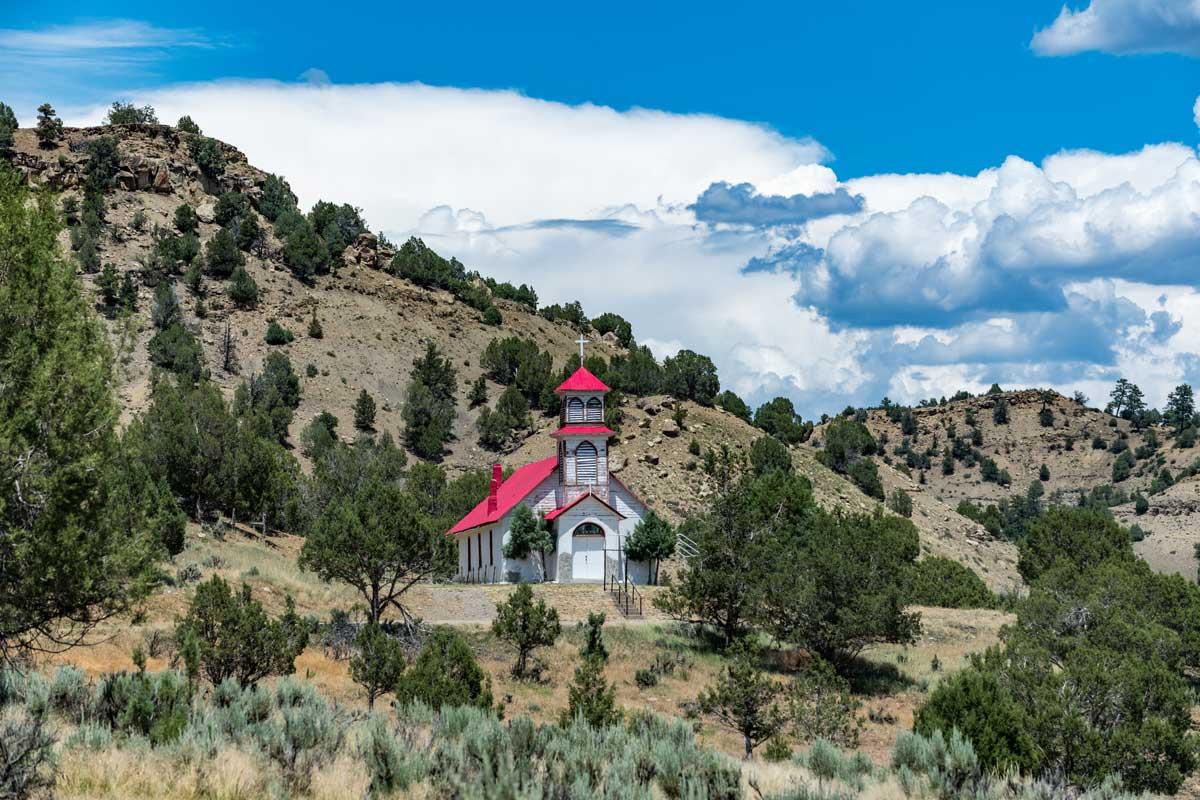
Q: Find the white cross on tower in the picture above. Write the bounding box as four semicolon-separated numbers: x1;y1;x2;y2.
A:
576;334;590;361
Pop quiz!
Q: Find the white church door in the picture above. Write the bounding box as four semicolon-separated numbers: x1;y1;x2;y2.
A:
571;522;605;581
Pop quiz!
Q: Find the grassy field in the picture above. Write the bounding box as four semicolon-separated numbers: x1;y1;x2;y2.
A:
41;526;1011;769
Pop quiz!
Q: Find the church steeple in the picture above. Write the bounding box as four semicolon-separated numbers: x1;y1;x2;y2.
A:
552;358;614;500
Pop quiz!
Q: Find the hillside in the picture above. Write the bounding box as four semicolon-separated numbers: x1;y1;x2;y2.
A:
11;122;1017;587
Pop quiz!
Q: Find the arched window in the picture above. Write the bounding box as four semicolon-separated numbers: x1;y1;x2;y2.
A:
575;441;598;484
573;522;604;537
585;396;603;421
566;396;584;423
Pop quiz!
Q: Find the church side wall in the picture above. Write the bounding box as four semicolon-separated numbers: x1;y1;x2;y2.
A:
611;482;652;585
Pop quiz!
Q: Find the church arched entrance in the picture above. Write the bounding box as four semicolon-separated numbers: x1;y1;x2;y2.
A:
571;521;606;581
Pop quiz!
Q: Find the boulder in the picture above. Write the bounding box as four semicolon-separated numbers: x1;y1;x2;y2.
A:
196;201;216;224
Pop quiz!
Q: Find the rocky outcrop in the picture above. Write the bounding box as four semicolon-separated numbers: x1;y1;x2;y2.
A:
342;232;395;271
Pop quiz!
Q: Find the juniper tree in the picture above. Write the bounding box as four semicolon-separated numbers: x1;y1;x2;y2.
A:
227;266;258;308
176;115;202;135
699;644;785;759
561;653;619;728
394;626;494;710
0;102;16;153
579;611;608;663
350;622;407;709
0;170;160;662
174;576;308;685
299;477;445;624
492;583;561;679
354;389;377;431
174;204;199;234
623;511;676;584
468;374;488;407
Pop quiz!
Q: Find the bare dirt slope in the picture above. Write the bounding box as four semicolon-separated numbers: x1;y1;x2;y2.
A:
1114;475;1200;579
15;123;1017;586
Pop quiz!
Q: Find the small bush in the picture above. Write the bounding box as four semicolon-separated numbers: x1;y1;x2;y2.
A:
908;557;994;609
265;321;294;346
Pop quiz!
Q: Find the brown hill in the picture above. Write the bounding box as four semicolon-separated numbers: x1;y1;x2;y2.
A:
13;123;1017;588
844;389;1199;506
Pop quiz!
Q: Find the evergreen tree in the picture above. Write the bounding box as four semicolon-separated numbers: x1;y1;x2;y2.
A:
394;626;495;711
662;349;720;405
299;477;445;624
119;272;138;310
105;101;157;125
350;622;406;709
1166;384;1195;432
749;435;792;476
259;174;297;222
699;644;785;759
579;611;609;663
468;374;488;407
623;511;676;584
0;102;17;154
174;576;308;685
203;225;244;278
561;653;619;728
282;220;329;281
176;115;202;135
354;389;377;431
492;583;561;679
97;262;119;307
307;310;323;339
0;170;160;661
227;266;258;308
174;203;199;234
35;103;63;147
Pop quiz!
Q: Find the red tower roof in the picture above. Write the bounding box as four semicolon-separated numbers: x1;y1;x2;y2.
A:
555;366;610;394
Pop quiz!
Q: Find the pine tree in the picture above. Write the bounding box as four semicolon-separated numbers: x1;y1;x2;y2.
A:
227;266;258;308
97;263;119;307
354;389;377;431
468;374;488;407
35;103;63;147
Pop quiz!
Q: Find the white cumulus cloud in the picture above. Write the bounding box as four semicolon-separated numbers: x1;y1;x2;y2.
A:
1031;0;1200;56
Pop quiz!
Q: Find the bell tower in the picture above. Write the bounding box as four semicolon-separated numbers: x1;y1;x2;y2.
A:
553;337;615;503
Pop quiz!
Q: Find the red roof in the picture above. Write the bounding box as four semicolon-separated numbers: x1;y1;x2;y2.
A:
556;367;610;394
551;424;616;437
448;456;558;535
544;491;627;521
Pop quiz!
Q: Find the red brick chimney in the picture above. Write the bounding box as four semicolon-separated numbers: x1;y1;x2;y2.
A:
487;463;502;514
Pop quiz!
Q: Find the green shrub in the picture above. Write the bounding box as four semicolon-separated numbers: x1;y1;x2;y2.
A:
909;557;994;609
394;627;494;711
913;668;1038;773
265;321;294;345
174;576;308;686
887;487;913;517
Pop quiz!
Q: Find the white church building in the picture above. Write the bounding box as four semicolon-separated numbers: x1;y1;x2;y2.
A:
448;364;651;584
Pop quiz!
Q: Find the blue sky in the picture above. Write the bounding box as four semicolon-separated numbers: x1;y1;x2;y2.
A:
7;1;1200;176
6;1;1200;417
